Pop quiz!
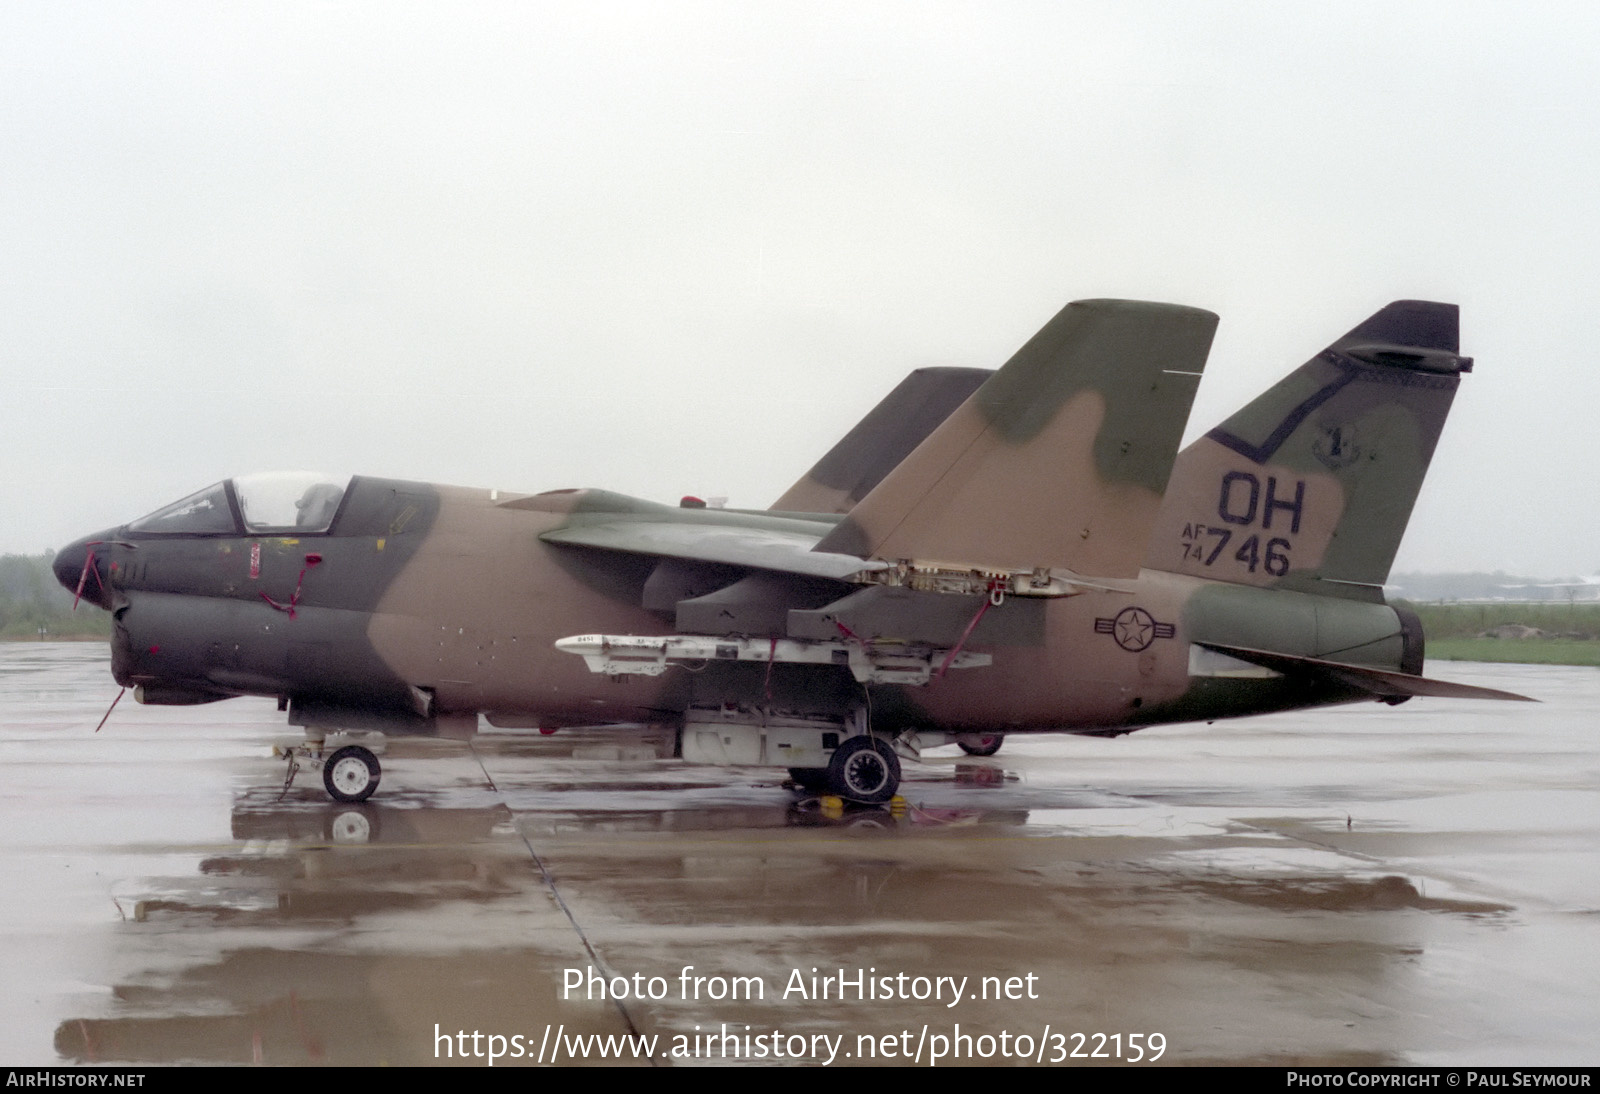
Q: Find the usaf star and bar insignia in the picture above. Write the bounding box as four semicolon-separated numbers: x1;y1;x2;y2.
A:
1094;607;1176;652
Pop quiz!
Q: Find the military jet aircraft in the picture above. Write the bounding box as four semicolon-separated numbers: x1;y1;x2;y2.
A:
54;297;1529;805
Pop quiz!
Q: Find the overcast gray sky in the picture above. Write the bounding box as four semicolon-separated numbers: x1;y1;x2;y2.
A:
4;1;1595;574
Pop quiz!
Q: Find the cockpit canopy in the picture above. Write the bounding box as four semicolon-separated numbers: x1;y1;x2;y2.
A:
128;473;351;536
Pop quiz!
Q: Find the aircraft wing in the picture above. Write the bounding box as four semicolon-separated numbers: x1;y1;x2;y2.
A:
1199;643;1536;702
541;520;883;582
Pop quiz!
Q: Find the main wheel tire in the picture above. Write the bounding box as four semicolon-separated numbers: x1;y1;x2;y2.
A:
825;736;900;804
957;733;1004;757
788;767;829;791
323;745;381;803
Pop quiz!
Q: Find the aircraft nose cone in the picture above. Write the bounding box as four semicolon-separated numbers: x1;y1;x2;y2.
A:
53;531;119;609
53;539;90;594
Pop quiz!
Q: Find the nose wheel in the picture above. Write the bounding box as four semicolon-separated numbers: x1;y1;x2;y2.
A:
323;745;382;803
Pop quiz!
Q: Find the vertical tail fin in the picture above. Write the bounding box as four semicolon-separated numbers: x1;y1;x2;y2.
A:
816;298;1218;578
771;367;993;514
1145;301;1470;598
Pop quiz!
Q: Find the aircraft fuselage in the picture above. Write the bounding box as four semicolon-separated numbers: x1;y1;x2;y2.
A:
57;475;1403;742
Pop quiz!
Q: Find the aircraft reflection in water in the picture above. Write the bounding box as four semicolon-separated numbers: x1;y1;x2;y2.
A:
50;734;1037;1067
55;298;1530;805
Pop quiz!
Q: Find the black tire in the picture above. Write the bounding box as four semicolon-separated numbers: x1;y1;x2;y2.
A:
957;733;1004;757
788;767;829;791
323;745;381;803
825;736;900;804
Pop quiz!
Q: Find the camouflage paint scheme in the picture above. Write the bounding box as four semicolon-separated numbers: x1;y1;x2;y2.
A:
54;298;1528;802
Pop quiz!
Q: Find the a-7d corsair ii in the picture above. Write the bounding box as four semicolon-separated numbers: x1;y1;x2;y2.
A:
55;298;1529;804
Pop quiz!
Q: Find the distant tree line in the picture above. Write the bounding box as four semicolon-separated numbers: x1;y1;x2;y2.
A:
0;553;110;639
1389;571;1599;602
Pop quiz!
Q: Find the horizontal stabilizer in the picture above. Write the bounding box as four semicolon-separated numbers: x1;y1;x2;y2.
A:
1199;643;1536;703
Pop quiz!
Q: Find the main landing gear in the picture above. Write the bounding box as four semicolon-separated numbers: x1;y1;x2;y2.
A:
276;731;383;803
680;704;906;804
826;735;901;804
788;735;902;804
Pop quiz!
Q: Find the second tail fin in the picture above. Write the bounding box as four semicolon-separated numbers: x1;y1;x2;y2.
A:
771;367;993;515
1145;300;1470;598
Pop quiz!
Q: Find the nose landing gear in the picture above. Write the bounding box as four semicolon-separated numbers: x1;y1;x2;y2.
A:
275;730;384;802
